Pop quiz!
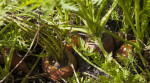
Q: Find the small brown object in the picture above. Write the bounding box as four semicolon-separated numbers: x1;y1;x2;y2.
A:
42;48;77;81
116;40;136;62
0;48;29;73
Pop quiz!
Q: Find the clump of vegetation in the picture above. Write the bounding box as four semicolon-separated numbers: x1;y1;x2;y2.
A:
0;0;150;82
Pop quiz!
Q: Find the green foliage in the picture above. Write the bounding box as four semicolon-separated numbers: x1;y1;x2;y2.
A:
77;38;104;67
111;10;120;20
0;23;29;49
60;0;78;11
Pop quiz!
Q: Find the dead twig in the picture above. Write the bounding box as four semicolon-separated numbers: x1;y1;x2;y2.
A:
70;64;79;83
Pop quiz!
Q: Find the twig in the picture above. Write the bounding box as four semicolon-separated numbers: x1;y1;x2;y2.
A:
137;38;147;47
59;77;68;83
70;64;80;83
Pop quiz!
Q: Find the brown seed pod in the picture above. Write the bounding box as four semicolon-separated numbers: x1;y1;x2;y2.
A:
116;40;136;62
42;48;77;81
0;48;29;73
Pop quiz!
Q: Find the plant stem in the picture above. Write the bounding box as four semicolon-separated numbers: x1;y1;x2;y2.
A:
135;0;140;37
137;51;146;67
96;37;108;57
135;0;142;48
95;0;107;22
